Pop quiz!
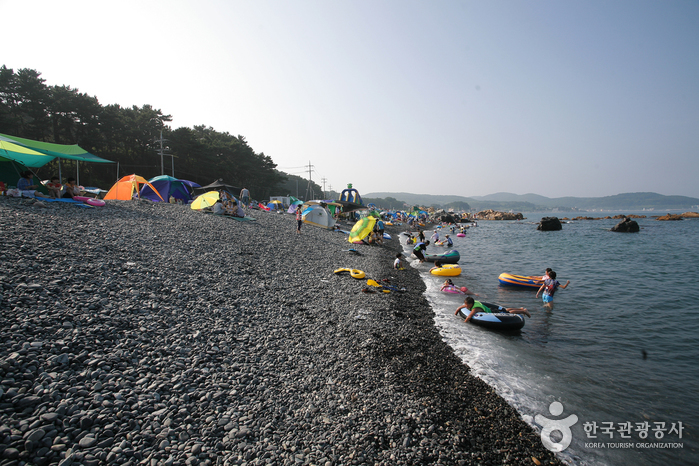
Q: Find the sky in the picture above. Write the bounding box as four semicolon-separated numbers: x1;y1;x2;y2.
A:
2;0;698;199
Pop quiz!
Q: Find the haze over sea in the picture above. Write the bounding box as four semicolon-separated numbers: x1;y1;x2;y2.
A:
405;212;698;465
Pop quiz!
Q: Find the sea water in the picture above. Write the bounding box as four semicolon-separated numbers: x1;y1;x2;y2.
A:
403;213;699;465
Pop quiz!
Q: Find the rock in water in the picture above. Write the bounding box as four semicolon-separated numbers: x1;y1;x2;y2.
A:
611;218;640;232
537;216;562;231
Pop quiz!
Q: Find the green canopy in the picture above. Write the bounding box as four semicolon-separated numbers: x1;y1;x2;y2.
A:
0;139;56;167
0;133;113;164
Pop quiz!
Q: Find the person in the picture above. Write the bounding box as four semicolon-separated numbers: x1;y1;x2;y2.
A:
455;296;530;323
220;190;232;203
296;205;303;234
376;218;385;239
212;199;225;215
441;279;478;296
239;187;250;207
17;171;49;198
418;229;425;243
444;234;453;247
62;178;80;199
393;253;405;270
46;176;62;198
430;230;440;243
429;260;443;272
536;270;570;308
541;268;553;281
413;240;430;262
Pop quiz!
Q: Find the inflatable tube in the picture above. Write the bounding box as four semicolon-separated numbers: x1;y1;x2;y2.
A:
423;250;460;264
333;268;365;279
456;302;525;331
441;285;465;294
498;273;544;289
430;264;461;277
74;196;105;207
383;233;392;240
456;233;466;237
85;198;105;207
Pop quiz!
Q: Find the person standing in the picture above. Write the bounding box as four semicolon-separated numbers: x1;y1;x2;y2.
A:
536;271;570;309
296;205;303;234
240;187;250;207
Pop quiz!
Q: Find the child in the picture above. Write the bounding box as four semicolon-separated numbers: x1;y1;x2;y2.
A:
455;296;530;322
429;260;443;272
393;253;405;270
441;279;479;296
536;270;570;309
46;176;62;198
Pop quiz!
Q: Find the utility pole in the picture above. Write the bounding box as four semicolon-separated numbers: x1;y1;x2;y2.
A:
321;177;327;199
304;160;315;201
159;128;164;176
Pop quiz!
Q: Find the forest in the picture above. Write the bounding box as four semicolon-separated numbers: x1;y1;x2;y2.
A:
0;66;287;199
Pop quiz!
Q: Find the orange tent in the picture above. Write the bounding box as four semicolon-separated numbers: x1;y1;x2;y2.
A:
104;174;164;201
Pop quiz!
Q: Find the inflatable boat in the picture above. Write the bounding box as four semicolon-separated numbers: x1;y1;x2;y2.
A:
498;273;543;289
422;250;460;264
430;264;461;277
456;302;525;331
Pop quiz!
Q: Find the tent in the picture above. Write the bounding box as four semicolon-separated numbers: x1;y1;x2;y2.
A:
196;179;239;193
267;200;283;211
104;174;163;201
302;204;336;230
140;175;201;202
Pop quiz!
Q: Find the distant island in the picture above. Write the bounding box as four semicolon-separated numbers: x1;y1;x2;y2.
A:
362;191;699;212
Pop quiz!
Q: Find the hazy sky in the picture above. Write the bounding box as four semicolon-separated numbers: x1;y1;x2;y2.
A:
3;0;698;198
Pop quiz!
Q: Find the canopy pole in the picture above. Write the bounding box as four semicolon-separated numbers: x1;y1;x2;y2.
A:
58;158;62;183
76;160;80;186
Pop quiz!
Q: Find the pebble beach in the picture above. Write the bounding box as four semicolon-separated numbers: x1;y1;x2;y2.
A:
0;199;561;466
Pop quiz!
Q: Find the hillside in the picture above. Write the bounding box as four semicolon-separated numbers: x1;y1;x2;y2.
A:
364;191;699;211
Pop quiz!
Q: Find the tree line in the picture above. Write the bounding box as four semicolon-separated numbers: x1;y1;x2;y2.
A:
0;66;286;199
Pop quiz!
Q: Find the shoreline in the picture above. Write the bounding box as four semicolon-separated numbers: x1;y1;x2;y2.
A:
0;198;561;465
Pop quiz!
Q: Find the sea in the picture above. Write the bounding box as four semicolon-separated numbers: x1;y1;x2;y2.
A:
401;212;699;466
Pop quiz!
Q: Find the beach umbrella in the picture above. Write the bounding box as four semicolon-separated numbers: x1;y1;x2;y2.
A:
191;191;220;210
348;216;377;243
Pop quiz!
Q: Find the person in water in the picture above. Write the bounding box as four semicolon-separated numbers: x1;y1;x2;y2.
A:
429;260;443;272
536;270;570;309
441;279;478;296
412;240;430;262
455;296;530;323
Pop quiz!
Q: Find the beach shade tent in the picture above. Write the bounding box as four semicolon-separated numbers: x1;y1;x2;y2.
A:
302;204;337;230
191;191;220;210
0;140;54;188
104;174;163;201
348;216;377;243
196;179;240;194
141;175;201;202
267;200;283;210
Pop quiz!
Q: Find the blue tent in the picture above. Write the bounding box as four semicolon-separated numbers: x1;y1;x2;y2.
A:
140;175;201;202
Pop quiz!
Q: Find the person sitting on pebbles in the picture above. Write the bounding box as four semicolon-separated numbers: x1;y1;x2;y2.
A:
16;171;49;198
393;253;405;270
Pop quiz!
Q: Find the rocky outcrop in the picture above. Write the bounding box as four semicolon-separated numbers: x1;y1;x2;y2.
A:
475;209;524;220
656;214;683;221
680;212;699;218
537;216;562;231
611;217;640;232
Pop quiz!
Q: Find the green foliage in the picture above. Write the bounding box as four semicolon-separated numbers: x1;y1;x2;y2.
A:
0;65;287;198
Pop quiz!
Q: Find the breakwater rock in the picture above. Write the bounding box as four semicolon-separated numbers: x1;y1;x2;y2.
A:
475;210;524;221
656;213;684;221
0;198;560;466
537;217;562;231
611;218;640;233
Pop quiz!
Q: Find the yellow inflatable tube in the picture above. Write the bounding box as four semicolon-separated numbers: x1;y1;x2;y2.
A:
333;268;366;279
430;264;461;277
